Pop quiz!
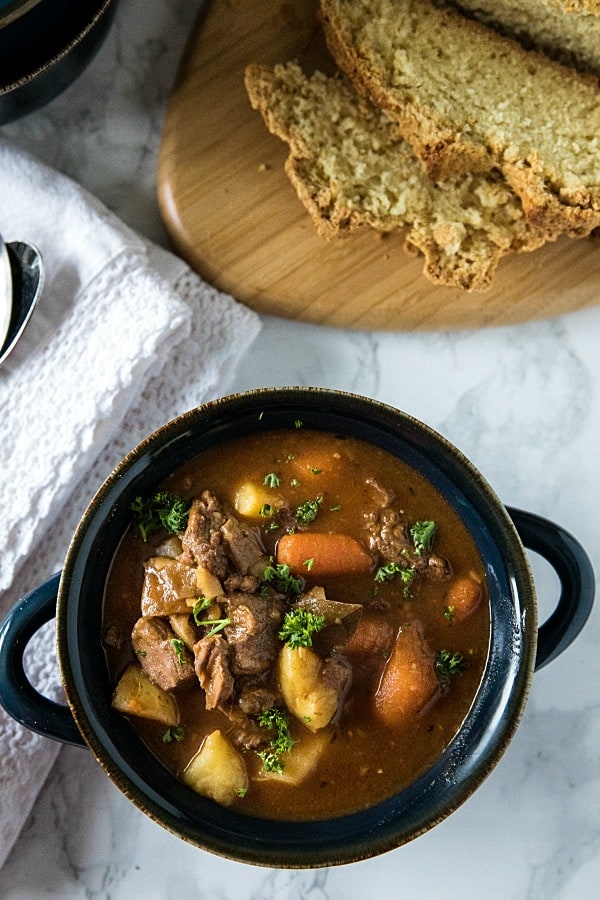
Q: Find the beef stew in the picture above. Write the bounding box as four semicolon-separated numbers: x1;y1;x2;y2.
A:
103;427;490;820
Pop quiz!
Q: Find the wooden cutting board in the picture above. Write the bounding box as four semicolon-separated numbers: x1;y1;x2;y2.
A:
157;0;600;331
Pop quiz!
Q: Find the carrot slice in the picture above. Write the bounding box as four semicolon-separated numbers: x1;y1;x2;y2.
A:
444;574;483;620
276;532;372;577
375;622;439;724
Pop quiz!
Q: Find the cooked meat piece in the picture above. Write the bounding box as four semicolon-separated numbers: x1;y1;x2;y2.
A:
236;678;282;716
224;592;285;675
321;653;352;720
179;491;228;577
224;573;260;593
221;516;265;574
426;553;453;580
365;505;414;565
131;617;196;692
193;635;235;709
365;501;451;578
225;708;269;751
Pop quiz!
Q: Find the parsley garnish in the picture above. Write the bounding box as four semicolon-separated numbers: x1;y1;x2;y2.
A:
262;561;303;595
435;650;468;685
263;472;281;488
130;491;190;542
256;707;295;774
192;597;212;625
294;419;303;429
169;638;187;665
296;496;323;523
279;608;326;649
192;598;230;636
410;520;436;555
259;503;274;518
162;725;185;743
374;562;415;596
444;605;455;621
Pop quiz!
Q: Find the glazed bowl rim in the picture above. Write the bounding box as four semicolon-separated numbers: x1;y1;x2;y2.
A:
55;387;537;867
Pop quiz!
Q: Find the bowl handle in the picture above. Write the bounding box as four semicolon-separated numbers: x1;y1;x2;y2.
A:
506;507;595;670
0;573;85;746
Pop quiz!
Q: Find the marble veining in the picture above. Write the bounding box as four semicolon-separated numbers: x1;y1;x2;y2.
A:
1;0;599;897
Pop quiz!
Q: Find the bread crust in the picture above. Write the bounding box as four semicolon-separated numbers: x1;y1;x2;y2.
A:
318;0;600;236
245;62;549;291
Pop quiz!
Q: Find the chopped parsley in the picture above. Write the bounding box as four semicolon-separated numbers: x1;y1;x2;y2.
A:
279;608;326;649
296;495;323;523
256;707;295;774
303;558;314;571
374;562;415;590
192;596;212;625
169;638;187;665
263;472;281;488
435;650;468;685
259;502;274;518
192;598;230;636
130;491;190;542
262;561;303;595
444;605;455;621
310;466;323;475
410;520;437;555
162;725;185;743
200;616;231;638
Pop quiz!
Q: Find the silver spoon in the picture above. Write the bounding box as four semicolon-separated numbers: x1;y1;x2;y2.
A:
0;237;44;368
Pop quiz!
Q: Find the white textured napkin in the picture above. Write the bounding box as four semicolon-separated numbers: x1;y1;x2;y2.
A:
0;136;261;868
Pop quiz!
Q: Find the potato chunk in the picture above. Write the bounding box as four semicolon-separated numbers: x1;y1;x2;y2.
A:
277;643;348;732
234;481;284;518
141;557;199;616
182;730;247;806
255;729;330;785
111;663;179;726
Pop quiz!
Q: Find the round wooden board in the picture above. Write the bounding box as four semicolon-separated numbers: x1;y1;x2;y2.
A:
157;0;600;331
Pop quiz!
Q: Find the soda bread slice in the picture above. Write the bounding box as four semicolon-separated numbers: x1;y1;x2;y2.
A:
319;0;600;235
244;62;547;291
452;0;600;75
549;1;600;11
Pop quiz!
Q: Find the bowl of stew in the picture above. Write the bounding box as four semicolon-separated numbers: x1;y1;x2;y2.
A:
0;388;594;867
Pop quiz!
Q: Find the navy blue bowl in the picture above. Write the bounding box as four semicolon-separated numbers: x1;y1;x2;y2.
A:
0;0;117;123
0;389;594;866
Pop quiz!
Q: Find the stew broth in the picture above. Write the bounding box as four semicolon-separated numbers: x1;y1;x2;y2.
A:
103;429;490;820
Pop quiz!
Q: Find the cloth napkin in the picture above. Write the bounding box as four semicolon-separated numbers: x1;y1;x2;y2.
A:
0;136;261;868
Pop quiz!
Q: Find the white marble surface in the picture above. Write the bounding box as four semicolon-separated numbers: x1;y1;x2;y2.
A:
1;1;599;897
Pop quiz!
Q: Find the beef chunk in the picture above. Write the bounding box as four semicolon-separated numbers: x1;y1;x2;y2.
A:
224;573;260;594
131;617;196;692
224;592;285;675
321;653;352;718
236;677;282;716
365;501;451;579
221;516;265;574
193;635;234;709
365;505;413;564
179;491;228;577
225;708;269;751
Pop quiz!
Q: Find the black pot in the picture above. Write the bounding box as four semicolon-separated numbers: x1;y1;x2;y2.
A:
0;389;594;867
0;0;117;124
